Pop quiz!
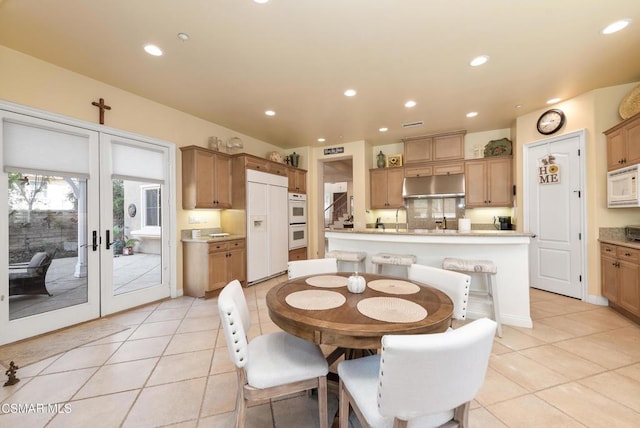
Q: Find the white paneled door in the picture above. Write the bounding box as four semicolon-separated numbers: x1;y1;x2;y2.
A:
525;130;585;299
0;106;173;345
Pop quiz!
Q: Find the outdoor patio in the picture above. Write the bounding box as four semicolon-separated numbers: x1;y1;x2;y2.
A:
9;253;161;320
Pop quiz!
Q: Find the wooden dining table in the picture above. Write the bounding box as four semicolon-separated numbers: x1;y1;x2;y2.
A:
266;272;454;353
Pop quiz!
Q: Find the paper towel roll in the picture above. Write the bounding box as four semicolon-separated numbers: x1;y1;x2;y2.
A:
458;218;471;232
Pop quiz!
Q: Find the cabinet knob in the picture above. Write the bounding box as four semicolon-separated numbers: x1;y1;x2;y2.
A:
625;252;631;257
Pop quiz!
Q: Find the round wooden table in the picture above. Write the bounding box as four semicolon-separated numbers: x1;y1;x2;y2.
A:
266;273;454;350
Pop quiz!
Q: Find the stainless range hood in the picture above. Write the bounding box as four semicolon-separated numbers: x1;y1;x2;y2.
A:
402;174;465;198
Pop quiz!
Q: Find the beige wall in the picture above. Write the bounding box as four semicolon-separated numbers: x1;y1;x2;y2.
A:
0;45;283;293
514;81;639;298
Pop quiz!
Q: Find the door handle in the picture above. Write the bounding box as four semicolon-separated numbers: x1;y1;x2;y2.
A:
92;230;98;251
105;229;111;250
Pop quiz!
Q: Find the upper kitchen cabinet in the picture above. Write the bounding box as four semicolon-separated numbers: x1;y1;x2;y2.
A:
403;131;466;164
604;112;640;171
287;167;307;193
181;146;231;209
370;167;404;209
464;156;512;207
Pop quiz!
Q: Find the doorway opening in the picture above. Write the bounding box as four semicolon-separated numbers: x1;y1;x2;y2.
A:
321;158;353;253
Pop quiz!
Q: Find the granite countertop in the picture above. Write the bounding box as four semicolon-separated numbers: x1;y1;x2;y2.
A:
326;228;534;238
181;234;245;243
598;237;640;250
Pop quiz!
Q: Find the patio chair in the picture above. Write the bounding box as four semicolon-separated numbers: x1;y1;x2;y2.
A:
8;251;54;296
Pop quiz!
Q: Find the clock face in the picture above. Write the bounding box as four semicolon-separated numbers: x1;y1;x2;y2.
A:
537;109;565;135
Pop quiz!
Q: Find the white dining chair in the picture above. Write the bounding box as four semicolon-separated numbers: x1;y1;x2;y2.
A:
408;263;470;322
217;280;330;428
338;318;497;428
287;257;338;279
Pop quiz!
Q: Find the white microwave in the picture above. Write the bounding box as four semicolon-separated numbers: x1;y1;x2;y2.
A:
608;164;640;208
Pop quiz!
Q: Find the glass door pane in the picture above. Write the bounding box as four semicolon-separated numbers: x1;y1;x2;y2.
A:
8;173;89;320
111;179;162;295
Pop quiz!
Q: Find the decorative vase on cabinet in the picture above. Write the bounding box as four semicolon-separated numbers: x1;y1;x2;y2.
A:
377;151;386;168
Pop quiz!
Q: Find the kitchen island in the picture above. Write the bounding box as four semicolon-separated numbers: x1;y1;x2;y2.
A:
325;228;534;328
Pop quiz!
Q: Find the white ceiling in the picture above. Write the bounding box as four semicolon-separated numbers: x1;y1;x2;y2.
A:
1;0;639;149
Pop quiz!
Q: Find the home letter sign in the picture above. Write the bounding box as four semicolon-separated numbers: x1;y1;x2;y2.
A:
538;155;560;184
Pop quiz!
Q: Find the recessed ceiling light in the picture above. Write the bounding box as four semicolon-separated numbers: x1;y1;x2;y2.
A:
265;110;276;116
546;98;561;104
144;44;163;56
404;100;417;108
253;0;270;3
469;55;490;67
514;104;523;109
601;19;631;35
318;138;326;142
379;127;388;132
177;32;190;42
466;112;478;118
344;89;357;97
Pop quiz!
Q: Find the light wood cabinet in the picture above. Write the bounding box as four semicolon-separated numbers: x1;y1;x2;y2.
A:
289;247;308;261
604;112;640;171
464;156;512;207
370;167;405;209
404;165;432;177
232;154;307;208
600;242;640;321
403;131;466;164
181;146;231;209
432;161;465;176
287;167;307;193
183;239;246;298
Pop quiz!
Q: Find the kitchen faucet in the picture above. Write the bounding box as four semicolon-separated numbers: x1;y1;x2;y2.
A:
395;205;407;231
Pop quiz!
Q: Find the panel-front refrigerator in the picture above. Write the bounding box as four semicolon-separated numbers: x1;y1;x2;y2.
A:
246;169;288;284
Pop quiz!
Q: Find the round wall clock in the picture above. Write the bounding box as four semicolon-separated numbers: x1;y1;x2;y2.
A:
536;109;566;135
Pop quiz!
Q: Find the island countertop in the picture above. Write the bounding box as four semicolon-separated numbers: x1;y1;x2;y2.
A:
327;228;533;237
326;228;533;328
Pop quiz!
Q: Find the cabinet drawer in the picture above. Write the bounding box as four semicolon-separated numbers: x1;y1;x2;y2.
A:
227;239;245;250
208;242;229;253
600;243;617;256
269;163;288;176
289;247;307;261
245;157;270;172
433;162;464;175
404;165;432;177
617;246;640;263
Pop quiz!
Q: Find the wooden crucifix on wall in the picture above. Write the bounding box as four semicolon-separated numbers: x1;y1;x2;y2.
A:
91;98;111;125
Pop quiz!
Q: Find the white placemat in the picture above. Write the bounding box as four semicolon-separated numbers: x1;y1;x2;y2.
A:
285;290;346;310
357;297;427;323
367;279;420;295
305;275;348;288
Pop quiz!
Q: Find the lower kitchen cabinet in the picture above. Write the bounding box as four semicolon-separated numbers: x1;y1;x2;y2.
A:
289;247;307;261
600;242;640;322
183;239;246;298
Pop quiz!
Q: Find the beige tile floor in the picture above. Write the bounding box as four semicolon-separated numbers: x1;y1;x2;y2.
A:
1;275;640;427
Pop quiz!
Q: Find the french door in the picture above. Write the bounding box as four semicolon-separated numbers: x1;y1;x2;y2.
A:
0;107;172;345
99;134;171;315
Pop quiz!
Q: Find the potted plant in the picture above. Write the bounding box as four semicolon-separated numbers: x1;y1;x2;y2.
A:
122;237;139;255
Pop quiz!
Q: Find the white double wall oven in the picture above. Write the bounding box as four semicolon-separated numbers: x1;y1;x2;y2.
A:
288;192;308;250
0;102;176;345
